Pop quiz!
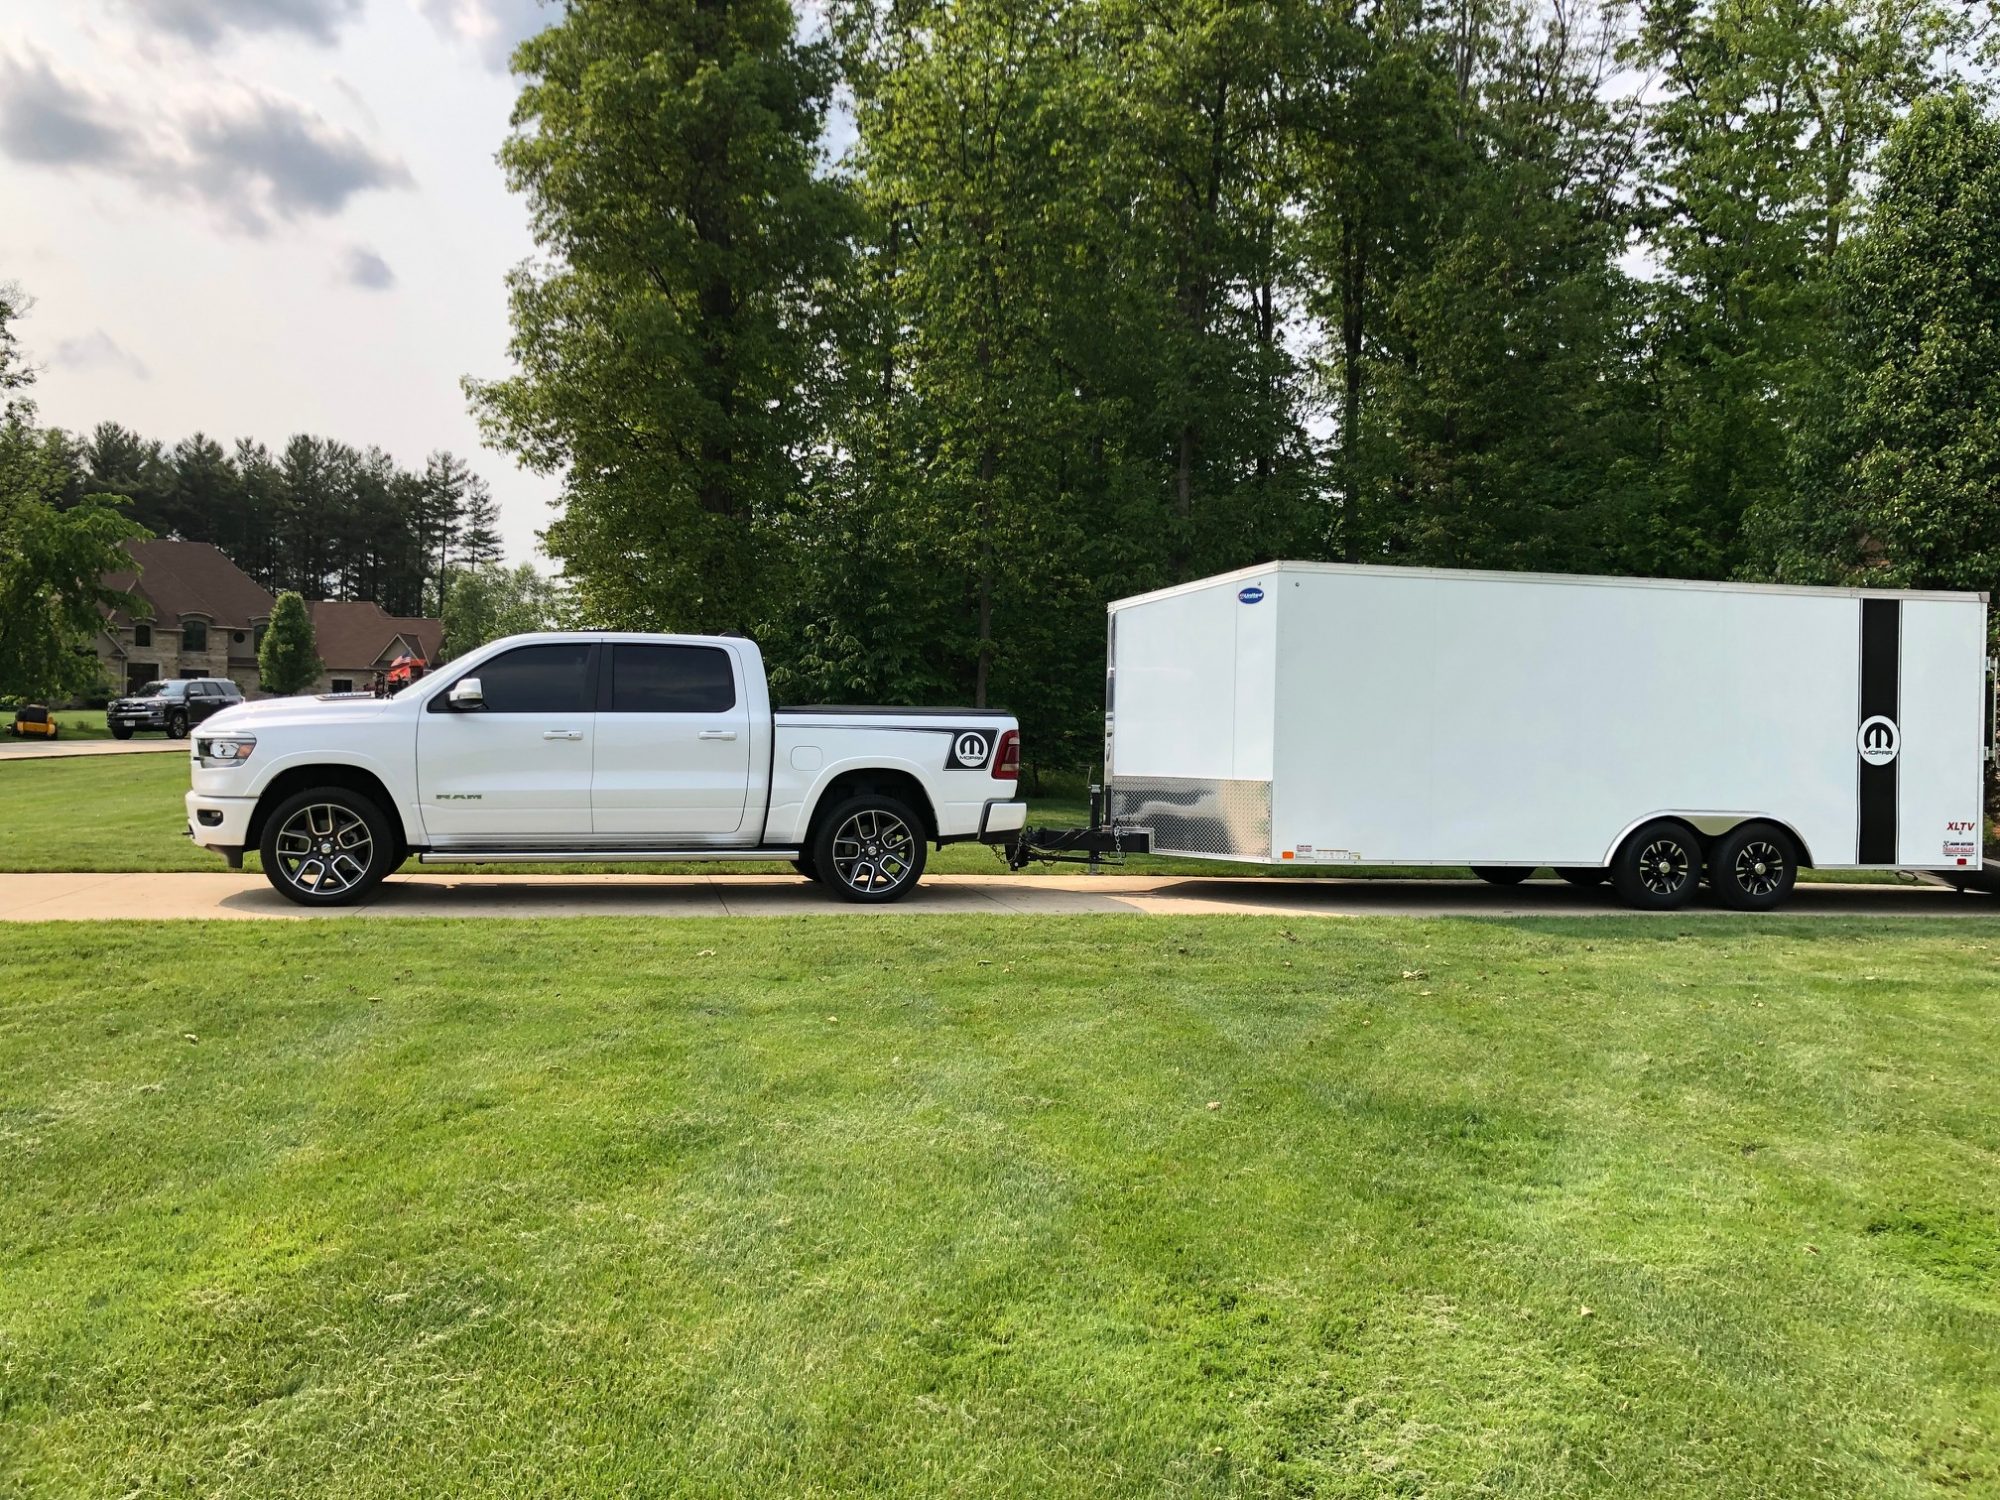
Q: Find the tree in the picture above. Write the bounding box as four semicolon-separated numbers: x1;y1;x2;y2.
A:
1761;90;2000;597
440;563;565;659
0;286;147;703
471;0;854;633
258;591;321;695
455;477;504;570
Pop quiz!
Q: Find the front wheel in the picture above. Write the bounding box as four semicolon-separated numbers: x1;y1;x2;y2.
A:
167;711;189;739
1611;820;1703;910
812;793;927;903
1711;823;1798;912
258;788;395;906
1470;866;1535;886
110;722;133;740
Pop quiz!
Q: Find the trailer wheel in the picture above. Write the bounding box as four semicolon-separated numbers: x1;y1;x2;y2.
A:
812;793;927;903
1556;867;1608;887
1470;866;1534;886
1611;820;1703;910
1710;823;1798;912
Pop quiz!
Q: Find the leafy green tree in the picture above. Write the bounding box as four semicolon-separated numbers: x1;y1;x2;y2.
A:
1630;0;1974;578
440;563;565;659
0;286;147;703
257;590;321;696
1761;91;2000;597
471;0;853;633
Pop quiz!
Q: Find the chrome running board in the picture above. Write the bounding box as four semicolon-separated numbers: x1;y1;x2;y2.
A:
419;848;801;864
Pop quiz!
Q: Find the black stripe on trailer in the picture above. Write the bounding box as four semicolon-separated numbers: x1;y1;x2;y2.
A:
1857;597;1900;864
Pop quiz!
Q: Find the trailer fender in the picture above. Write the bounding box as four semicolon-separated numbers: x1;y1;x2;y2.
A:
1599;813;1815;870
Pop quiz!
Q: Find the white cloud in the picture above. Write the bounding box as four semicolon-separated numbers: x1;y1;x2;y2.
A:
0;47;412;235
414;0;553;72
51;329;151;380
341;244;395;289
114;0;365;50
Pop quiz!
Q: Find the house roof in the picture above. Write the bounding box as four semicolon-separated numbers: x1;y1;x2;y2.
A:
309;601;442;672
104;540;274;627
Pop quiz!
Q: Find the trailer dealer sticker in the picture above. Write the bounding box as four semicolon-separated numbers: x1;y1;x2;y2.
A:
1945;820;1978;864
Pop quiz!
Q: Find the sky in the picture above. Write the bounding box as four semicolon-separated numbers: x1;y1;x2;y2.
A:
0;0;563;564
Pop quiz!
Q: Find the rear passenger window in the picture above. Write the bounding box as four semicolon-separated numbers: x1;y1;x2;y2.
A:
610;644;736;713
470;643;593;714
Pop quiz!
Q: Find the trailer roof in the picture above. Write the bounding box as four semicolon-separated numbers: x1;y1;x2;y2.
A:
1108;560;1989;611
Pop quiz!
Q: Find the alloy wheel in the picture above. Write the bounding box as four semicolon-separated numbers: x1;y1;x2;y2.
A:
273;803;375;897
1636;837;1694;897
1732;839;1786;898
829;808;916;895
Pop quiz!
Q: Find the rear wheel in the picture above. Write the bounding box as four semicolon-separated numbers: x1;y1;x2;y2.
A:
110;722;133;740
1470;866;1535;886
258;787;395;906
812;793;927;904
1711;823;1798;912
1611;820;1703;910
1555;867;1607;887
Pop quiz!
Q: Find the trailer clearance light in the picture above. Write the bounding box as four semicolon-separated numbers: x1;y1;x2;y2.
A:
993;729;1021;781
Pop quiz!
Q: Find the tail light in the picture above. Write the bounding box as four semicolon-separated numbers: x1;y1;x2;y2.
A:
993;728;1020;780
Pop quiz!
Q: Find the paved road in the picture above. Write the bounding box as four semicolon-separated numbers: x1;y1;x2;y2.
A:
0;738;184;760
0;872;1993;921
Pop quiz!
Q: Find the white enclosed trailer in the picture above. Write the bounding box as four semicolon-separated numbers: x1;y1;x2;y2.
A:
1100;562;1994;909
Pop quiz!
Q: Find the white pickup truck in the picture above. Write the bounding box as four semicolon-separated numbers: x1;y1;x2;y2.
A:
185;633;1028;906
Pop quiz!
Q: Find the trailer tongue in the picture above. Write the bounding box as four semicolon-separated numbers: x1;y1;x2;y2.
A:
1008;786;1151;869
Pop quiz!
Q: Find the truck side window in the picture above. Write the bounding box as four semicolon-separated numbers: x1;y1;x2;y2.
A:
470;643;593;714
609;644;736;713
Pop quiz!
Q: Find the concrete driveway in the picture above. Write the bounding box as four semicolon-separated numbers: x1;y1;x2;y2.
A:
0;738;185;759
0;872;1992;921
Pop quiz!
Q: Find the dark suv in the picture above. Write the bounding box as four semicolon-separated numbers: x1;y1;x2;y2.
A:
108;678;244;740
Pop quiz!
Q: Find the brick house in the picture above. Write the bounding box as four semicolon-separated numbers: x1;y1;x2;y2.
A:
98;539;442;698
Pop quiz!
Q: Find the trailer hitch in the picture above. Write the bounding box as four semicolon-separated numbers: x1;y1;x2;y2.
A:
1006;783;1151;870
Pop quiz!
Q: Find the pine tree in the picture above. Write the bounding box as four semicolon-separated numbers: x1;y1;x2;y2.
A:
455;477;504;569
257;590;321;696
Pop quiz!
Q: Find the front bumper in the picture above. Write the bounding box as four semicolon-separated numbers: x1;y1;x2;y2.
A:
186;791;256;853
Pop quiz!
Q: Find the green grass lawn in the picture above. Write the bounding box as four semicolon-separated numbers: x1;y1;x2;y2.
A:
0;754;1928;882
1;916;1996;1496
0;708;112;747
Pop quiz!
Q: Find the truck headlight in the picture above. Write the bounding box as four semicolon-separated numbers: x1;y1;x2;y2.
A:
197;736;257;768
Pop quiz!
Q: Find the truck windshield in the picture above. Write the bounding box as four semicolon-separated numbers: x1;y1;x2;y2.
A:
133;681;171;697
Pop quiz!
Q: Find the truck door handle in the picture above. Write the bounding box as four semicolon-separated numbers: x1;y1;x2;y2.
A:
543;730;584;741
698;729;738;740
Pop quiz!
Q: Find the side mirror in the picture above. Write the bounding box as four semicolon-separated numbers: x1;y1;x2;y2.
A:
448;677;484;711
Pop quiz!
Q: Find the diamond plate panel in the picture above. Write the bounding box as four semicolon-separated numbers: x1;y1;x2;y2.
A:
1109;776;1272;859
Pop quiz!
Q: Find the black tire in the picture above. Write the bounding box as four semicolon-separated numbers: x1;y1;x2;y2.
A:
1470;866;1535;886
167;711;189;739
1610;820;1703;911
810;792;928;904
1555;867;1608;887
791;854;820;882
1710;823;1798;912
110;722;133;740
257;786;396;906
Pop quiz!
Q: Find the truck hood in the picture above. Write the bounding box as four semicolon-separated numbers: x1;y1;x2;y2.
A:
200;696;391;734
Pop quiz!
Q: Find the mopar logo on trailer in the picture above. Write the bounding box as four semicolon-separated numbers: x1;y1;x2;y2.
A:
948;730;991;769
1857;715;1899;766
1238;586;1264;604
